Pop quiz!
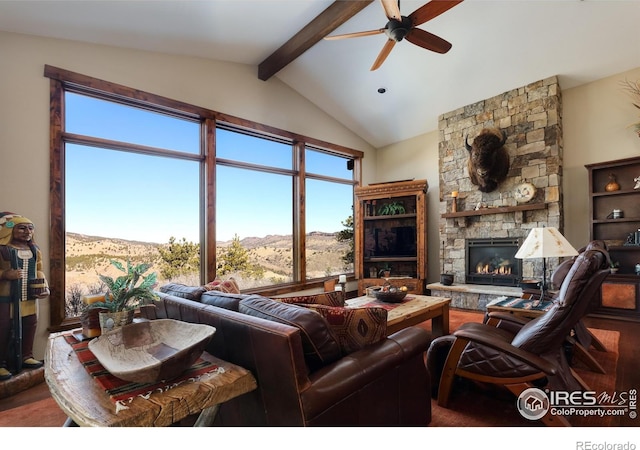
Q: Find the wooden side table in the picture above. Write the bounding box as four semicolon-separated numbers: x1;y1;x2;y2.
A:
44;330;257;427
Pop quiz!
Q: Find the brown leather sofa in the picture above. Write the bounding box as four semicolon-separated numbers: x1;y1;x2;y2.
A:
140;289;432;426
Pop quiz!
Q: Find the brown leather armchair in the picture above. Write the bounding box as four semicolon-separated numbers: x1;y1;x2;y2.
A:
426;242;610;426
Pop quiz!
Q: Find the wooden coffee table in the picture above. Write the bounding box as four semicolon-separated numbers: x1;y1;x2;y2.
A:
346;294;451;337
45;330;257;427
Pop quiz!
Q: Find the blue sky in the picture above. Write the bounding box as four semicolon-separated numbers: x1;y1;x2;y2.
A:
64;93;354;243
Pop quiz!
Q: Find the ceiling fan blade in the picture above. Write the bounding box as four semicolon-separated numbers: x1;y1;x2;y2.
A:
409;0;464;27
324;29;385;40
380;0;401;21
370;39;396;71
405;28;452;54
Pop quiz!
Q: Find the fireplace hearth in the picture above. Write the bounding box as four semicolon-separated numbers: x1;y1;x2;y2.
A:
466;238;522;287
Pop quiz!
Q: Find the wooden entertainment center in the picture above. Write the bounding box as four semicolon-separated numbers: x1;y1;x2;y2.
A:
354;179;428;295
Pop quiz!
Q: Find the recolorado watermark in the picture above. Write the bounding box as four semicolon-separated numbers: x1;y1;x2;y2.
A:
576;443;636;450
516;387;637;422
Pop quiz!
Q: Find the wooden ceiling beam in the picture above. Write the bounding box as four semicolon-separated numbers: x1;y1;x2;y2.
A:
258;0;373;81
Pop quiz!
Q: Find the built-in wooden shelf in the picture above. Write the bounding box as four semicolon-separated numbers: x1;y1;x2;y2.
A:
586;156;640;320
441;202;546;219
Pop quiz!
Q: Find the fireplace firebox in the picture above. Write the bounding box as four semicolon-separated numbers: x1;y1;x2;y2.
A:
466;238;522;286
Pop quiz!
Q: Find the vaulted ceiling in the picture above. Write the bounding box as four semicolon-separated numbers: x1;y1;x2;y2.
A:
1;0;639;148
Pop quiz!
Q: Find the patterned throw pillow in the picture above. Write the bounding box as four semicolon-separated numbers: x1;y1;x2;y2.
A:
302;304;388;355
203;277;241;294
274;291;343;307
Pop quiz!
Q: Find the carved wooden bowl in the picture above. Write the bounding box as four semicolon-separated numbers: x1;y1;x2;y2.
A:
88;319;216;383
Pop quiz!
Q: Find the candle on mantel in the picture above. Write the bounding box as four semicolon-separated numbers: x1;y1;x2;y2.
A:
451;191;458;213
338;275;347;284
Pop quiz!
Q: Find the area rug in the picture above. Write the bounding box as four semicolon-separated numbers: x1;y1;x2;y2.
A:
422;310;621;427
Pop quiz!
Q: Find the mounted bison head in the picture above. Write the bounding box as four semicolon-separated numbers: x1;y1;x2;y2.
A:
466;128;510;193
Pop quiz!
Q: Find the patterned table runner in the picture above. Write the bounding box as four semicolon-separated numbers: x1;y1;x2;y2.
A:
488;296;553;311
63;334;222;413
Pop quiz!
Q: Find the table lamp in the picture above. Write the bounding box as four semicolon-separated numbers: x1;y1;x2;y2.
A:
515;227;578;302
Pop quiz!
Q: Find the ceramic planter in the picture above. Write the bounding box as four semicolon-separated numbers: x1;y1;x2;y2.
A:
98;309;134;334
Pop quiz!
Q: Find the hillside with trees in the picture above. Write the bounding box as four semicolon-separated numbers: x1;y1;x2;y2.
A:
65;230;351;313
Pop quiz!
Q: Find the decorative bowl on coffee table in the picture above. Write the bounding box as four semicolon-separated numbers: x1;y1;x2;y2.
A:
373;290;408;304
88;319;216;383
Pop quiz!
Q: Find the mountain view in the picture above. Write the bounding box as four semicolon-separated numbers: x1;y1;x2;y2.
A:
65;231;351;294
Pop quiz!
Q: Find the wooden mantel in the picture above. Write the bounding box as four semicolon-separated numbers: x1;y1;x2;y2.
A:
441;203;547;219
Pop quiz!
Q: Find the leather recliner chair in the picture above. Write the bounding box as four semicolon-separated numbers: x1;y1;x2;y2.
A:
483;240;612;373
426;241;610;426
549;240;612;372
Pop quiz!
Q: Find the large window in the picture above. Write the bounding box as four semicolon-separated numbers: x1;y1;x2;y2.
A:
216;164;294;287
305;148;355;279
63;93;202;318
47;65;362;330
216;130;356;288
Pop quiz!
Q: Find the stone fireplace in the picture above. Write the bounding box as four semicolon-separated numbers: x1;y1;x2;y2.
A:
430;76;565;310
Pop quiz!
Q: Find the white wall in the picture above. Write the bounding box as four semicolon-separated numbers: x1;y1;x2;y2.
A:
377;67;640;285
563;66;640;246
0;31;374;358
375;131;441;282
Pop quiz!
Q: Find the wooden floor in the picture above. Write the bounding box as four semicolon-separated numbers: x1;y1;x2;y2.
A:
0;376;51;413
583;314;640;427
1;309;638;426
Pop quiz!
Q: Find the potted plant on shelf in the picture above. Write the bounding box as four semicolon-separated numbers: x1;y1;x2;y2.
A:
609;261;620;274
377;201;406;216
88;259;158;333
378;263;391;278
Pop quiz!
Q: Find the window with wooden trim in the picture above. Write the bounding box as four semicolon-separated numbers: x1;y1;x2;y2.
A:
46;65;362;330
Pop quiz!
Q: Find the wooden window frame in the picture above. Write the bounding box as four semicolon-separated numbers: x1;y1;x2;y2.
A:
45;65;363;331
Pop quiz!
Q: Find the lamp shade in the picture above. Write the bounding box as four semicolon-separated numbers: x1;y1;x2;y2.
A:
515;227;578;259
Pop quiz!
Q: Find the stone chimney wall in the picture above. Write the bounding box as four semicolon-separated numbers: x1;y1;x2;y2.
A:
438;76;564;283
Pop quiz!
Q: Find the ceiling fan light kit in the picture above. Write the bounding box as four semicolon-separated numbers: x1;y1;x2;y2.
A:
325;0;464;71
385;16;413;41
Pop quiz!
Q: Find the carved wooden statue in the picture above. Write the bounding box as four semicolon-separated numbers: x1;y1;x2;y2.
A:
466;128;510;193
0;212;49;381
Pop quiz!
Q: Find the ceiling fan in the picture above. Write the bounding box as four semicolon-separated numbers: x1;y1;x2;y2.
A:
324;0;464;71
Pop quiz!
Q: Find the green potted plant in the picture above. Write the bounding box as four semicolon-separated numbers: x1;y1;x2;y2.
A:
378;263;391;278
377;201;406;216
89;259;158;332
609;261;620;274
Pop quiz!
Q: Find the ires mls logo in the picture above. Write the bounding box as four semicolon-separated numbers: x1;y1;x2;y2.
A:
549;390;598;406
517;387;637;421
517;387;550;420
